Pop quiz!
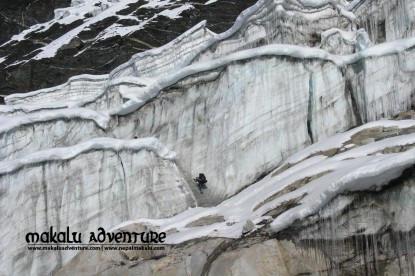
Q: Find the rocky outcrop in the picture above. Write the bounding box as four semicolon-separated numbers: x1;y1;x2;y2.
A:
56;236;333;275
0;0;71;44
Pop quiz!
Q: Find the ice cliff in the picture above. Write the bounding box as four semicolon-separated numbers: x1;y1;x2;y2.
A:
0;0;415;275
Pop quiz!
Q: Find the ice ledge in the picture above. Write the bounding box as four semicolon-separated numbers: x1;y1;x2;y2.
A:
109;20;209;79
0;137;175;175
285;120;415;164
4;74;108;106
0;107;110;134
111;36;415;115
270;147;415;232
5;34;415;115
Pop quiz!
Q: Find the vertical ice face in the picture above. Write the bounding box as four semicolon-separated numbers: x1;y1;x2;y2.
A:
108;43;415;203
4;75;108;106
0;108;110;161
0;138;195;275
306;60;357;142
353;0;415;43
347;50;415;123
112;57;311;203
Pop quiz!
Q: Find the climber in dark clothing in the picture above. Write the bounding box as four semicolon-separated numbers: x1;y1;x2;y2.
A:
194;173;208;194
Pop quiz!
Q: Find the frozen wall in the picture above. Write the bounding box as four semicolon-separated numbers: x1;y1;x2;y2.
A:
111;57;332;203
5;75;107;106
0;138;195;275
352;0;415;43
0;0;413;206
0;0;414;274
0;108;109;161
348;50;415;123
110;46;415;204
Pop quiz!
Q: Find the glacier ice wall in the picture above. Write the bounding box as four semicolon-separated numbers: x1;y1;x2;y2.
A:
4;75;108;106
111;57;345;202
353;0;415;43
1;0;415;205
110;45;415;203
348;50;415;122
0;138;195;275
0;108;109;161
0;0;414;274
55;120;415;275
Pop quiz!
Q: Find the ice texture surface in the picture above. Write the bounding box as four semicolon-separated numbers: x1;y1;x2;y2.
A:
0;0;415;274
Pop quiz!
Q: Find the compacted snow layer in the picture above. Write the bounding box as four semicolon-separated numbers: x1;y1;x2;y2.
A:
4;74;108;106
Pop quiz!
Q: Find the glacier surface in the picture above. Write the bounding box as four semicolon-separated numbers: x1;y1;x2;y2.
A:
0;0;414;274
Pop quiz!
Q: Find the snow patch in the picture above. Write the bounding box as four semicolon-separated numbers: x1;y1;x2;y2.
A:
205;0;218;4
159;4;193;19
